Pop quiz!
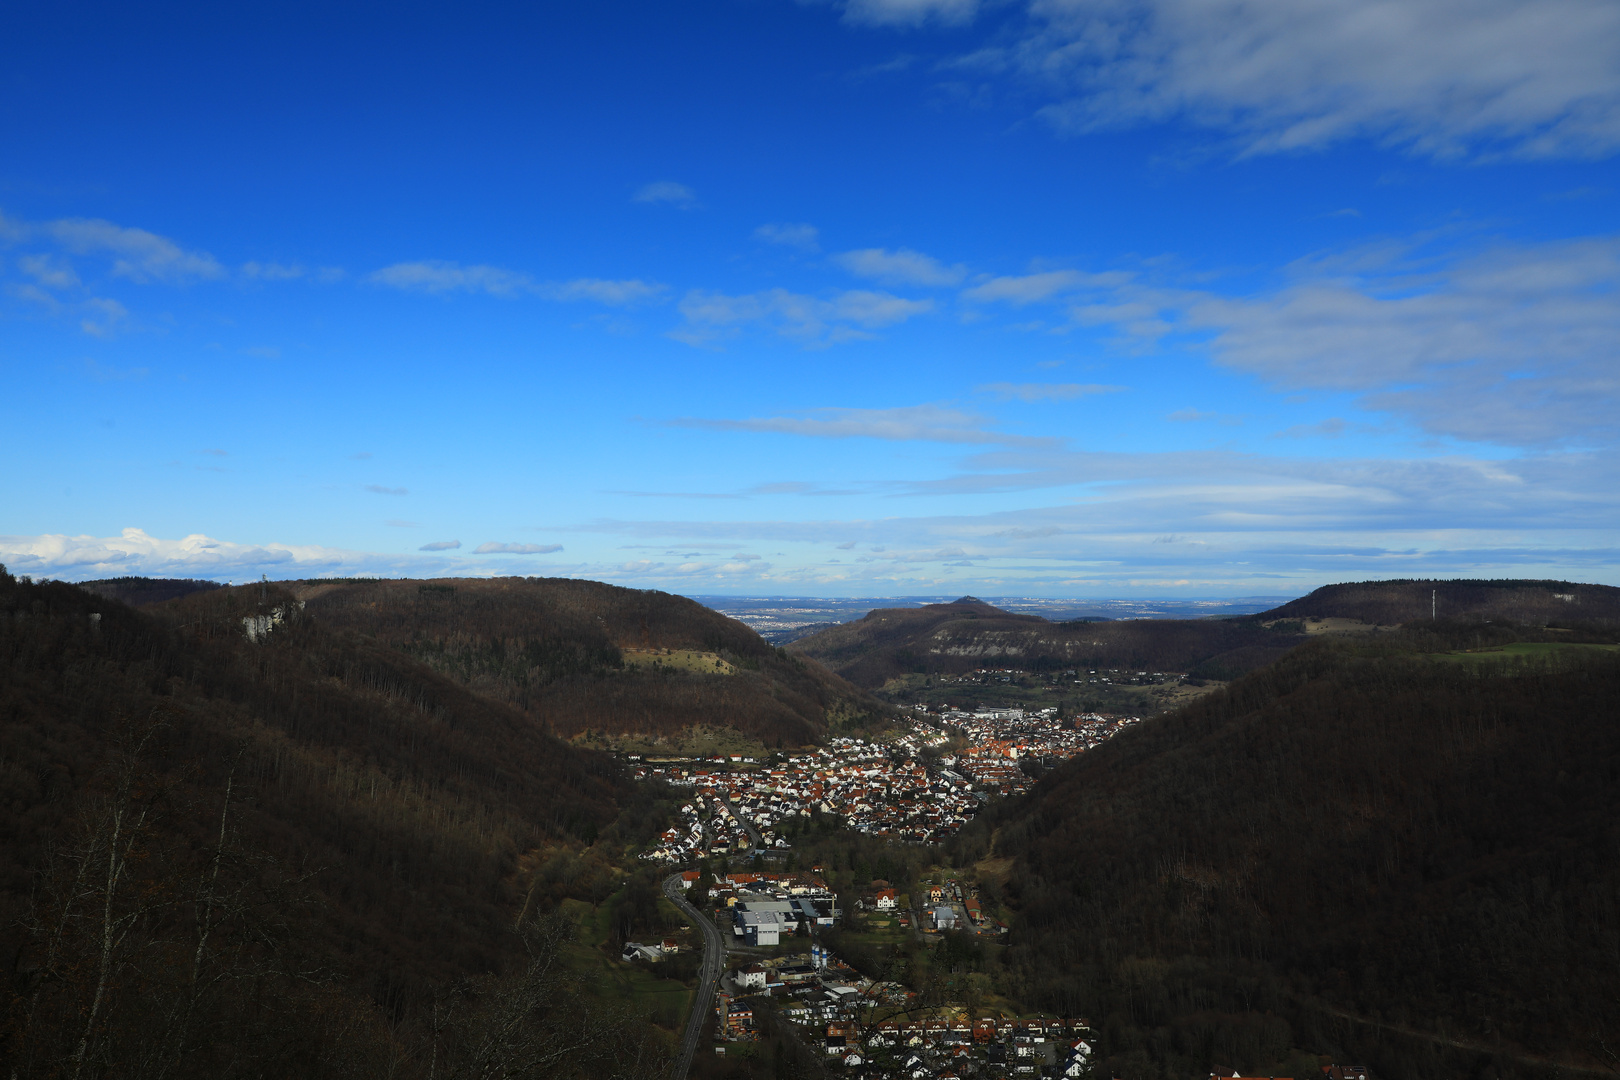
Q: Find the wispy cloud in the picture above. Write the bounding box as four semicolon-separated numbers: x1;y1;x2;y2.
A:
419;539;461;551
754;223;820;251
978;382;1123;402
45;217;224;283
19;254;79;290
365;261;665;305
671;404;1054;446
473;541;563;554
834;247;966;287
949;0;1620;160
546;278;666;304
844;0;979;28
961;269;1128;305
633;181;698;208
672;287;932;346
367;261;531;296
364;484;408;496
1275;417;1349;439
241;261;343;282
955;233;1620;449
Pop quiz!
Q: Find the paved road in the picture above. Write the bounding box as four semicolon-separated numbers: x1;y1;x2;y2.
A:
663;871;725;1079
725;798;763;849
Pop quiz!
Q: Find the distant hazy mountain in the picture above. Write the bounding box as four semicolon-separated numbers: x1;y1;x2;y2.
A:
788;595;1306;687
1248;578;1620;627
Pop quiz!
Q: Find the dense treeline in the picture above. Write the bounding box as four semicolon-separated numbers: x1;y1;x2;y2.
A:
0;568;666;1079
278;577;890;746
953;626;1620;1080
790;597;1305;688
78;575;225;607
1250;578;1620;627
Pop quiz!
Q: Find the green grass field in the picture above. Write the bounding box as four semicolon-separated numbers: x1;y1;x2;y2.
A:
1432;641;1620;664
622;648;736;675
557;895;694;1033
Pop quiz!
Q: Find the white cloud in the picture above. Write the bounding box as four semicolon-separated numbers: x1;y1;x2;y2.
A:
1179;236;1620;446
975;0;1620;159
419;540;462;551
835;247;966;286
671;404;1052;445
844;0;980;27
364;485;409;496
754;223;821;250
45;217;224;282
956;234;1620;448
473;541;563;554
673;287;933;345
978;381;1124;401
633;181;699;208
0;527;372;580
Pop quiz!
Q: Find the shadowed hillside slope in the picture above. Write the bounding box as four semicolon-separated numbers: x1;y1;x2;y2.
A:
280;576;887;747
1251;578;1620;627
790;596;1306;687
0;568;664;1079
960;624;1620;1080
79;575;225;607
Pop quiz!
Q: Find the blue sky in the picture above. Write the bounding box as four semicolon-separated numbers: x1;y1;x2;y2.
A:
3;0;1618;596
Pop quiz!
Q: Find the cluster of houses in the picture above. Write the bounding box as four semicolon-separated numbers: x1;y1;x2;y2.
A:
716;949;1094;1079
640;793;758;864
630;708;1149;863
634;727;985;862
925;706;1142;795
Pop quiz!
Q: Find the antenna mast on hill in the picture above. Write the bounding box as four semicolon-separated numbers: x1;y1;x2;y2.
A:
1432;589;1436;622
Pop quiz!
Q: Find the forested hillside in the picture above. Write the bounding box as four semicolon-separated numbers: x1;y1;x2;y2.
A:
1250;578;1620;627
790;596;1305;687
280;576;888;747
958;623;1620;1080
0;567;666;1079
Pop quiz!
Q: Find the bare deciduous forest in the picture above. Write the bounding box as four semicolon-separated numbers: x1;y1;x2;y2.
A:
951;624;1620;1080
7;569;1619;1080
0;568;667;1079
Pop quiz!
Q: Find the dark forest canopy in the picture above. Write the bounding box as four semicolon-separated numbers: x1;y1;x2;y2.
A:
789;595;1306;687
78;575;224;606
956;623;1620;1080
